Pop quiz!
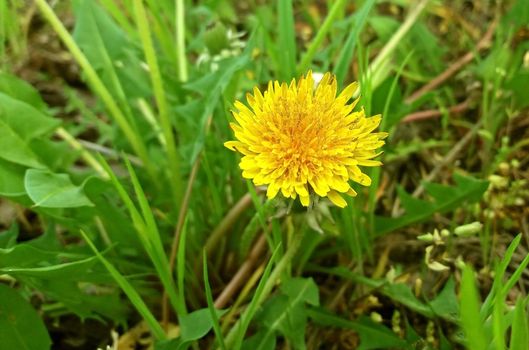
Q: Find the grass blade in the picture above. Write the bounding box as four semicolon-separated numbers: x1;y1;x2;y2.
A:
366;0;429;89
298;0;347;74
277;0;296;80
133;0;182;206
203;252;227;350
123;157;184;315
80;230;166;340
334;0;377;87
34;0;155;180
460;265;487;350
510;297;529;350
228;243;283;350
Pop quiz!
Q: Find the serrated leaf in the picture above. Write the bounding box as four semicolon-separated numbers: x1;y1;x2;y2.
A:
0;255;99;280
0;244;59;267
24;169;94;208
308;307;407;350
375;174;489;236
0;284;52;350
398;186;435;214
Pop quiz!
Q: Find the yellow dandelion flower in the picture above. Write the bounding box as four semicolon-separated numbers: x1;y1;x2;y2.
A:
224;71;387;208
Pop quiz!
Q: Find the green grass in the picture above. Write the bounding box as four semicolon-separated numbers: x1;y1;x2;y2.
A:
0;0;528;349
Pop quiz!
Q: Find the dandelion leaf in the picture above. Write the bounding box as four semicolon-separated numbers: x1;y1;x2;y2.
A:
375;173;489;236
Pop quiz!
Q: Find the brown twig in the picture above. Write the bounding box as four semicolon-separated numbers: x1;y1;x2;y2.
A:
214;234;268;309
401;99;471;123
162;154;202;329
405;19;497;105
204;189;264;256
162;118;212;329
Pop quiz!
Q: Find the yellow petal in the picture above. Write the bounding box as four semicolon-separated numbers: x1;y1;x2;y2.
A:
267;182;280;199
327;190;347;208
309;176;329;196
295;184;309;197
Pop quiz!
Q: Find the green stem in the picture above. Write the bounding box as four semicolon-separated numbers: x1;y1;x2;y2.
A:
34;0;156;181
55;127;108;179
175;0;188;81
366;0;429;89
134;0;182;206
297;0;347;74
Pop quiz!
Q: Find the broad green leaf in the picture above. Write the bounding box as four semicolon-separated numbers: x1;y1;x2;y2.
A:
0;284;52;350
241;330;276;350
179;308;227;342
383;283;433;317
26;278;127;322
281;277;320;306
308;307;407;350
0;93;59;140
254;278;321;350
0;119;44;168
429;277;459;322
24;169;94;208
0;256;99;280
72;0;150;98
0;158;26;196
0;244;59;267
375;174;489;236
0;72;47;111
0;93;59;168
503;0;529;29
257;295;305;350
0;223;18;249
506;70;529;109
311;266;434;317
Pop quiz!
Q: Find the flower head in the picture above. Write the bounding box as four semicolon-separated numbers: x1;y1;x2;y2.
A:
225;72;387;208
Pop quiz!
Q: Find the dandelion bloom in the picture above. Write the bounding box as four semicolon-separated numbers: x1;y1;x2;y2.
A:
224;72;387;208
